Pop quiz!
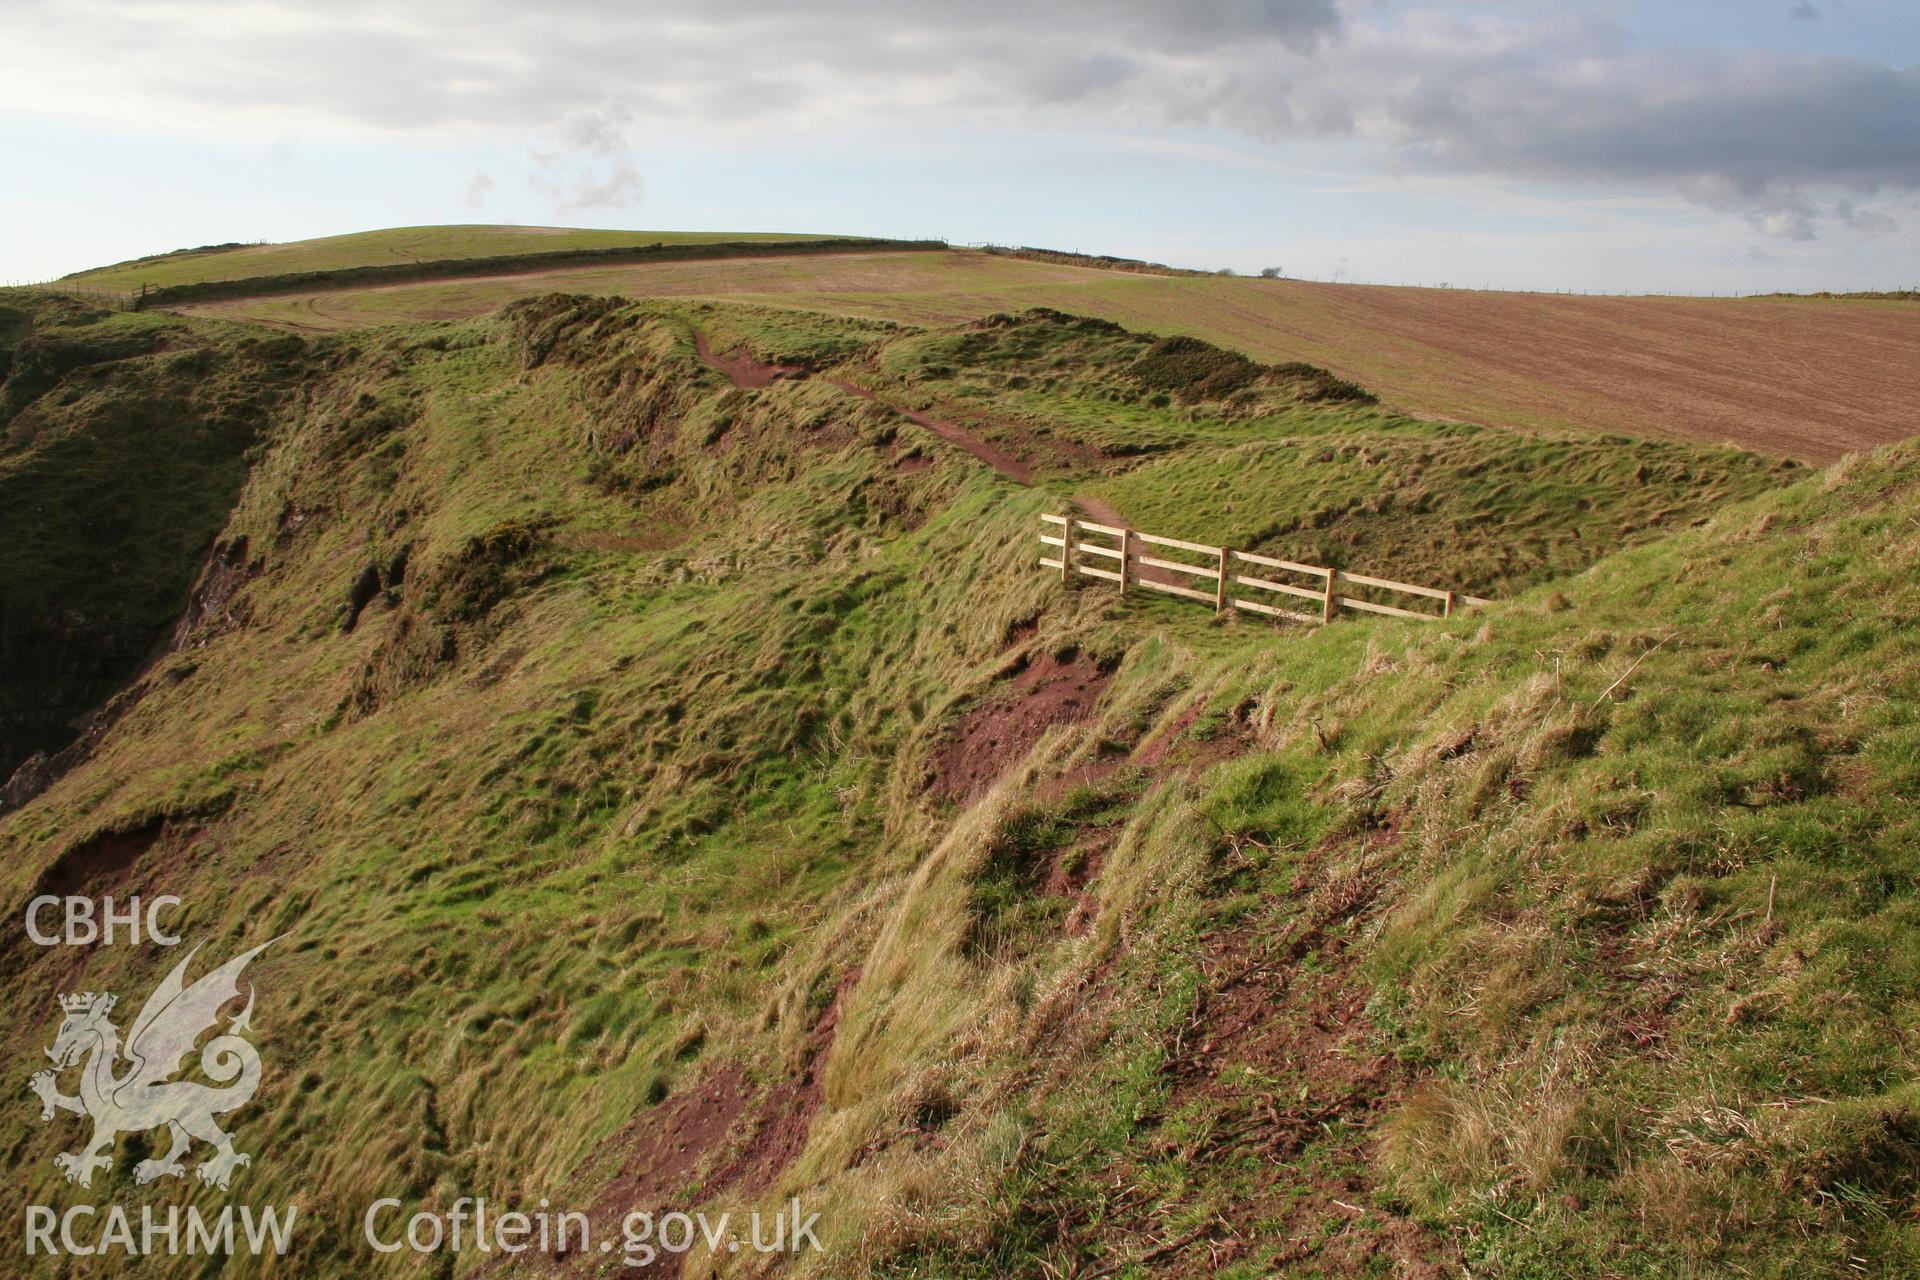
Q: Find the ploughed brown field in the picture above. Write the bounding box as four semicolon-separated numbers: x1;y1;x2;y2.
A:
177;248;1920;462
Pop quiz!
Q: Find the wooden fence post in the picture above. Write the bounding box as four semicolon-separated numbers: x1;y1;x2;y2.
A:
1040;518;1486;624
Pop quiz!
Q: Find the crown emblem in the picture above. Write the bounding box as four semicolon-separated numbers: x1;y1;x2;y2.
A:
58;992;115;1015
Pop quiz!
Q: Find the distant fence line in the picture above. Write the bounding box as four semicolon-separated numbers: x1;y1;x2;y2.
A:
1039;513;1491;624
2;281;140;311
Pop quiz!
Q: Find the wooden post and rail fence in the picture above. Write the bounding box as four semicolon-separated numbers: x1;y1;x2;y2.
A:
1039;512;1491;624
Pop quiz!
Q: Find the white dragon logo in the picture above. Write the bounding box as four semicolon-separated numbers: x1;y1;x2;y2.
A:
26;938;277;1190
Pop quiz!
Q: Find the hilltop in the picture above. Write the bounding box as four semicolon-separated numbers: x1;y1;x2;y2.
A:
3;284;1917;1278
64;225;845;292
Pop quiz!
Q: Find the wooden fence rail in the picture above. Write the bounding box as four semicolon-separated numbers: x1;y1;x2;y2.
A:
1038;513;1490;624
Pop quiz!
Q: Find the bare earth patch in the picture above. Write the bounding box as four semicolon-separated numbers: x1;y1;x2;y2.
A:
707;967;860;1195
1016;815;1458;1278
928;651;1112;803
692;331;808;390
1149;820;1456;1278
556;970;861;1276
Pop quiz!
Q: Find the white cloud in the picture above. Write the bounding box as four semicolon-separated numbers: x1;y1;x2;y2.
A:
527;109;643;210
463;170;495;208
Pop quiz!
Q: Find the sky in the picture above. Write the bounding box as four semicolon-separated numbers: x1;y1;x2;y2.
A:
2;0;1917;293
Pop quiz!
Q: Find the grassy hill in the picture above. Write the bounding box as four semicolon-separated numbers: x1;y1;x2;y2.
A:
1;289;1916;1278
160;245;1920;463
66;225;843;291
0;297;305;777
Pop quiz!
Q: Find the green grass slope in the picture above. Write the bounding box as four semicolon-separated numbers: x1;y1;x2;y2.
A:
849;435;1920;1280
0;296;306;778
0;296;1912;1279
67;225;843;291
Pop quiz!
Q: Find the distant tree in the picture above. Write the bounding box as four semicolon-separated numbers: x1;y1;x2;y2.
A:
1259;266;1283;279
1216;267;1236;277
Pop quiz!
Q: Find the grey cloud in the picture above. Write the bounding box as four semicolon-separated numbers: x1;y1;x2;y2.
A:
7;1;1916;239
464;171;495;209
557;107;632;156
1020;54;1141;106
694;0;1344;57
7;0;1342;129
1679;175;1823;240
1380;55;1920;193
1836;200;1899;235
1352;37;1920;239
